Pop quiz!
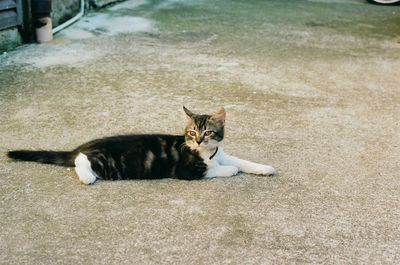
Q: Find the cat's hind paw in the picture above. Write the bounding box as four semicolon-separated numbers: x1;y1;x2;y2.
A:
77;170;97;185
74;153;98;185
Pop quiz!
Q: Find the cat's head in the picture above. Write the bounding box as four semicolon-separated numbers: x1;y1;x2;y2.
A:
183;106;225;150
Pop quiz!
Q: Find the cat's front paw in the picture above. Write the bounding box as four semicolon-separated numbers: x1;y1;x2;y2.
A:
205;165;239;178
224;165;239;177
256;165;276;176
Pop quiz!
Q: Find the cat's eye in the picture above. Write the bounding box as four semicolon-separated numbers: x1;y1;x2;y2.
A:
188;131;197;137
204;131;213;136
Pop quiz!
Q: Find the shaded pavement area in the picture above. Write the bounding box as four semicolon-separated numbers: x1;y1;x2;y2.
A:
1;0;400;264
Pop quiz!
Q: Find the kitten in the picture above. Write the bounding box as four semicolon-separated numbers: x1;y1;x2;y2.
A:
7;107;276;184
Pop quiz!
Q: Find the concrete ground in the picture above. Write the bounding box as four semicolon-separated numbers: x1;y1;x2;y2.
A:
1;0;400;264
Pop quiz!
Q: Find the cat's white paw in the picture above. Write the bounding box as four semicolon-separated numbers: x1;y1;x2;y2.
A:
74;153;97;185
254;165;276;176
77;171;97;185
205;165;239;178
263;165;276;176
224;165;239;177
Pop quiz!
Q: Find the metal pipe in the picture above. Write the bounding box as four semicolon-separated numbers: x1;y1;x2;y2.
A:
52;0;85;34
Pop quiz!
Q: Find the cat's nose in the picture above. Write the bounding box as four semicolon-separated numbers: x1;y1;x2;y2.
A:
196;139;202;145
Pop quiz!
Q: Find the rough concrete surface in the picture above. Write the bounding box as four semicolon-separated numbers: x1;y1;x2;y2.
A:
1;0;400;264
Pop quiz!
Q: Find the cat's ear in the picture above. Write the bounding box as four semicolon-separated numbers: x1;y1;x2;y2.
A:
212;106;226;124
183;106;194;118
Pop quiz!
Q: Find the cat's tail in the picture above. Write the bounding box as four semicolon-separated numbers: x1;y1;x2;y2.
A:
7;150;76;167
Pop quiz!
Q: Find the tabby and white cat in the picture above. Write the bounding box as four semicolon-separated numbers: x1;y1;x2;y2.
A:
7;107;275;184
